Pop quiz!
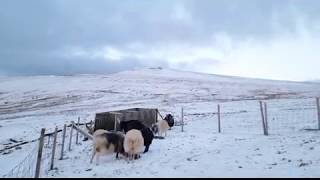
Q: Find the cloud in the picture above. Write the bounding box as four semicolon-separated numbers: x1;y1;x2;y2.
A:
0;0;320;80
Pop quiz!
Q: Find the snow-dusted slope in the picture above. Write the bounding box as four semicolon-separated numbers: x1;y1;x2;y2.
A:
0;68;320;177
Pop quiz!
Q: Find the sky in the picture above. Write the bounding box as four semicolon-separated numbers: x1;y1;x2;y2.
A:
0;0;320;81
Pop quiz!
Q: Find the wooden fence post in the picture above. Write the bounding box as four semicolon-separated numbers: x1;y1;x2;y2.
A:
317;97;320;130
155;109;158;124
218;104;221;133
50;127;58;170
46;136;50;147
59;124;67;160
71;121;93;140
260;101;267;135
76;117;80;144
181;107;184;132
35;128;45;178
91;120;94;130
264;102;269;135
68;125;74;151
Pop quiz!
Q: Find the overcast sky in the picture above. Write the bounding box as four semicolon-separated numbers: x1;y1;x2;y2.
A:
1;0;320;81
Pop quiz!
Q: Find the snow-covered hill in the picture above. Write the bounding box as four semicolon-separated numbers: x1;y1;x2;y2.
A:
1;68;320;177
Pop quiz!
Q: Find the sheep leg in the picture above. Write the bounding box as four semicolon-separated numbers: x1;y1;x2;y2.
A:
90;148;96;164
143;145;149;153
128;154;131;161
135;154;140;160
124;153;129;163
96;153;100;166
136;154;141;159
126;153;130;162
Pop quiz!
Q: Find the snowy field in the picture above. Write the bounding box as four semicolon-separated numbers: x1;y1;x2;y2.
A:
1;68;320;177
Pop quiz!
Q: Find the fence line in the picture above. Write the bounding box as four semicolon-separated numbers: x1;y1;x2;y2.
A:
2;142;38;178
2;120;91;178
3;97;320;178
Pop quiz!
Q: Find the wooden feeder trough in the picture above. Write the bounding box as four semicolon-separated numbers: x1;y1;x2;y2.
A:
93;108;158;132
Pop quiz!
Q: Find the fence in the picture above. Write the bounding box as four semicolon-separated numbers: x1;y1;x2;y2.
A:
211;97;320;135
2;119;92;178
2;142;38;178
2;97;320;178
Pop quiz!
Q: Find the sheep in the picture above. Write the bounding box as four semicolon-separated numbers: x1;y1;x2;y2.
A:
118;120;154;153
123;129;144;161
90;130;125;164
90;129;109;164
140;127;154;153
119;120;146;133
152;119;170;138
164;114;174;129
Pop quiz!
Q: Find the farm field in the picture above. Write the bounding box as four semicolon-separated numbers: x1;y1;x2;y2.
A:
1;68;320;177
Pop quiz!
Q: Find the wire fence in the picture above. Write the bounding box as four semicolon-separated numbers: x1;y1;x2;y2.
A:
179;97;320;135
2;97;320;178
267;98;318;134
2;121;89;178
2;142;38;178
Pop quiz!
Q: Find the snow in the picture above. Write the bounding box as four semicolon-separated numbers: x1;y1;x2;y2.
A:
1;68;320;177
46;114;320;178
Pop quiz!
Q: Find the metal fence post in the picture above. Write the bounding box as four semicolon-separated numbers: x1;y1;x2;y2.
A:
317;97;320;130
264;102;269;135
181;107;184;132
218;104;221;133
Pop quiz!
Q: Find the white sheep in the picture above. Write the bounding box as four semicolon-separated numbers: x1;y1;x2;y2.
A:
152;119;170;137
123;129;144;161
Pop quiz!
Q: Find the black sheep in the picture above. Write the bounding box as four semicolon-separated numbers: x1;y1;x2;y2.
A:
164;114;174;128
90;130;126;164
119;120;154;153
119;120;146;133
104;131;125;159
140;127;154;153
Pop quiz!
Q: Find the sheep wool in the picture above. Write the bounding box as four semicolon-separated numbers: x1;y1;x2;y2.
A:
124;129;144;160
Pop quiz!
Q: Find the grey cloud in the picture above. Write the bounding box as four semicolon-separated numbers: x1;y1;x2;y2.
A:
0;0;320;76
0;51;146;76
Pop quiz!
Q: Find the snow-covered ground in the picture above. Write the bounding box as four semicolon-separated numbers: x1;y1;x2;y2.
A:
1;68;320;177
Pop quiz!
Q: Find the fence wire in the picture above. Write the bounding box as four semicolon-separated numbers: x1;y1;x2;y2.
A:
2;121;90;178
266;98;318;134
179;98;319;135
2;99;319;178
3;142;38;178
219;100;263;134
